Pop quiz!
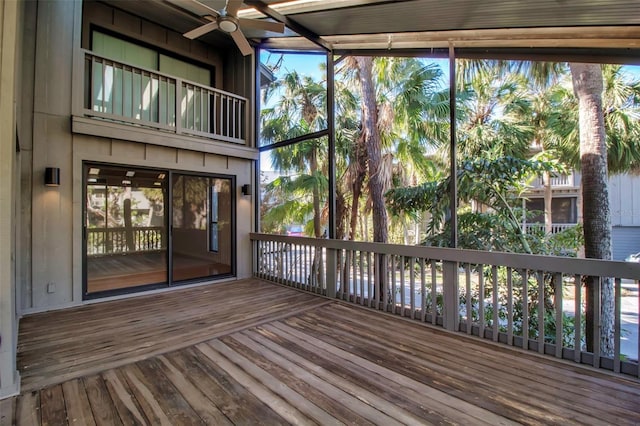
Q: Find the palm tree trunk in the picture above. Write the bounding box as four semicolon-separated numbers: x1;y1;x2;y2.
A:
570;63;614;356
349;134;367;240
356;56;388;304
356;57;388;244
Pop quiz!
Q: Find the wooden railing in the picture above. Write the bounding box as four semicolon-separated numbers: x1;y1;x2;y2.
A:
530;173;575;188
524;223;577;234
251;233;640;378
83;50;247;144
87;226;164;255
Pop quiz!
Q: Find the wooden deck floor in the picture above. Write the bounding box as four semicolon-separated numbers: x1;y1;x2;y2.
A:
4;279;640;425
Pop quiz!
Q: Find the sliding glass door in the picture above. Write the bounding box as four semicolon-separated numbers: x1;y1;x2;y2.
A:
84;164;234;298
85;165;168;294
171;174;233;282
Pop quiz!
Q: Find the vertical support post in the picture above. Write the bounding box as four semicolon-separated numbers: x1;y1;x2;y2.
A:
0;0;21;398
443;260;459;331
327;52;336;239
448;45;457;249
326;247;337;298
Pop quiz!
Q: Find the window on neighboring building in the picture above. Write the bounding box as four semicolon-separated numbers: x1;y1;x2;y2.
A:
526;197;577;224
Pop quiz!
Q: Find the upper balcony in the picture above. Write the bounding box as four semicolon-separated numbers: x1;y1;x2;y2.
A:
528;172;579;190
82;50;247;144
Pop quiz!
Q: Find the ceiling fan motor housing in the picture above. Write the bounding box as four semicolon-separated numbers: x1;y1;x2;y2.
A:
218;15;239;33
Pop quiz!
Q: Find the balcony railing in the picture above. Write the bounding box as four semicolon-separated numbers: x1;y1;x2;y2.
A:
530;173;575;188
87;226;164;255
251;233;640;378
83;51;247;144
524;223;577;234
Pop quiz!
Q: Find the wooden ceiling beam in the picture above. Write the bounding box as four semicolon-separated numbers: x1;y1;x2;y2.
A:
260;26;640;51
244;0;331;51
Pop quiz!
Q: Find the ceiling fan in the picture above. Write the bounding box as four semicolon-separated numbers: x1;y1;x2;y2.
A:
171;0;285;56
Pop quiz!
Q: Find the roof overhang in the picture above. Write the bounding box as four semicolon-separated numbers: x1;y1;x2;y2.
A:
106;0;640;61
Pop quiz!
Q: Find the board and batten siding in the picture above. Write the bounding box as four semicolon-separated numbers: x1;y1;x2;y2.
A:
612;226;640;261
17;0;256;315
609;174;640;260
609;173;640;227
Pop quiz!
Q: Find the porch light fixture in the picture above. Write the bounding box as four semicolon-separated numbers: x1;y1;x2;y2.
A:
241;184;251;196
44;167;60;186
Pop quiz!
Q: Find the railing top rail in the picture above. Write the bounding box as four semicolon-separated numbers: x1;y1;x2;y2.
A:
250;232;640;280
83;49;247;103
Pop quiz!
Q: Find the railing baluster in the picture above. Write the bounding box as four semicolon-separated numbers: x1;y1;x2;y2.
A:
538;271;545;354
352;249;357;302
381;255;388;311
359;251;365;306
431;260;437;325
574;274;582;363
522;269;529;350
409;257;415;319
478;266;485;338
101;60;107;113
466;263;472;334
614;277;621;373
420;258;426;323
554;273;563;358
507;267;513;345
492;265;499;342
400;256;406;317
593;277;601;369
317;246;327;291
391;255;397;313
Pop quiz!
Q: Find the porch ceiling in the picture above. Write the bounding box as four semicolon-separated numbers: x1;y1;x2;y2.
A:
104;0;640;54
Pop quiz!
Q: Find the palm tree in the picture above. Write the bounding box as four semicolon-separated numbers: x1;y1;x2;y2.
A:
569;63;613;355
261;70;327;238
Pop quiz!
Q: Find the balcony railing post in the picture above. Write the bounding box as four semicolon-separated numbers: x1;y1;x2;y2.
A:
326;247;337;298
175;78;183;136
443;261;460;331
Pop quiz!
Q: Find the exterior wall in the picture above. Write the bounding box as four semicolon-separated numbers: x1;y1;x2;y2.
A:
609;173;640;261
81;1;224;92
0;0;21;398
609;173;640;227
18;0;256;315
612;226;640;261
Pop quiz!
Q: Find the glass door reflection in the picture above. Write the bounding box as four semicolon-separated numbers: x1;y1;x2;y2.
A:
171;174;233;282
85;165;168;294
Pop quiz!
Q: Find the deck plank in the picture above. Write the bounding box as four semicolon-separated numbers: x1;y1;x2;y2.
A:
0;396;16;426
61;379;96;426
283;305;636;425
163;347;286;425
11;278;640;425
101;369;148;425
18;279;330;391
316;303;640;419
83;375;122;426
14;391;40;426
156;354;233;425
39;385;66;426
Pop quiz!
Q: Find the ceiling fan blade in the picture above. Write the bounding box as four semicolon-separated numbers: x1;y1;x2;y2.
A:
226;0;243;16
239;18;285;33
184;21;219;39
230;30;253;56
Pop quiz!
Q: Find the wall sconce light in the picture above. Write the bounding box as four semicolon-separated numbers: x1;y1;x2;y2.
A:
45;167;60;187
241;184;251;196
